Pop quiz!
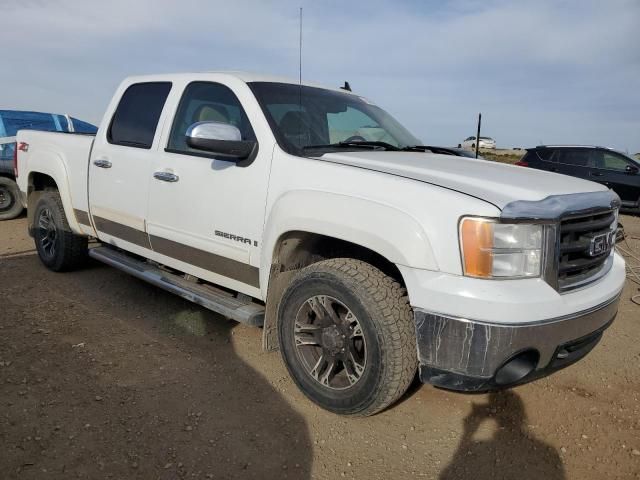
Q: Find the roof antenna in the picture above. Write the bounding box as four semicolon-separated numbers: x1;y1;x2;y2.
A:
340;81;352;92
296;7;307;147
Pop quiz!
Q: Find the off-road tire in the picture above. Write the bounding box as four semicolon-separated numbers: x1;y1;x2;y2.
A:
33;190;88;271
0;177;24;220
278;258;417;416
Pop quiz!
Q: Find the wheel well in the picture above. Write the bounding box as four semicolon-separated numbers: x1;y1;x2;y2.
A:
262;231;409;352
29;172;58;193
272;231;405;287
26;173;59;236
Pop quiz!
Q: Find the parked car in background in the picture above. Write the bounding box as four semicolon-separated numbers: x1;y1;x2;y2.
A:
518;145;640;213
0;110;97;220
460;136;496;150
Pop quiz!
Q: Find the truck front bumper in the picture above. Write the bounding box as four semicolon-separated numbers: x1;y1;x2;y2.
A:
415;294;620;392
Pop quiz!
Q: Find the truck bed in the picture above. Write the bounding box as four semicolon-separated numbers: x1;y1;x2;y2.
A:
16;130;95;217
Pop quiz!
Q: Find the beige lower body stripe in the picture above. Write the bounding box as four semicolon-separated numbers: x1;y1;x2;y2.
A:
92;216;259;288
150;235;259;288
73;209;91;226
93;216;152;250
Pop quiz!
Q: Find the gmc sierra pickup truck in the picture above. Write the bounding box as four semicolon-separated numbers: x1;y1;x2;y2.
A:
16;72;626;416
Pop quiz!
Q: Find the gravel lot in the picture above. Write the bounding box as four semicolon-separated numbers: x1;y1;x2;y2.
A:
0;214;639;479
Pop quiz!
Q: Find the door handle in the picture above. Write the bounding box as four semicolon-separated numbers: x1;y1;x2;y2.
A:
93;159;112;169
153;171;179;183
590;171;604;177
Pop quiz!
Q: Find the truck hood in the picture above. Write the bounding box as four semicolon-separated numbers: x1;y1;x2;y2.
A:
317;151;607;209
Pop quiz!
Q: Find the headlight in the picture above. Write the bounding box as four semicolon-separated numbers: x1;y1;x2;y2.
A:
459;217;543;279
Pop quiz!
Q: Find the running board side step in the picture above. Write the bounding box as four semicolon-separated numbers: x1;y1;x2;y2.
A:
89;246;264;327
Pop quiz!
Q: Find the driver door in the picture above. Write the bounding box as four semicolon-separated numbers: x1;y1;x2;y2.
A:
145;80;272;296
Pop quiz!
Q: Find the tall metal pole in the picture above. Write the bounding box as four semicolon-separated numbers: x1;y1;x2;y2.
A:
475;113;481;159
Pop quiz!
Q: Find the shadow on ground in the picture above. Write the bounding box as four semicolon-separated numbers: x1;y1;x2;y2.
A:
439;390;565;480
0;256;312;479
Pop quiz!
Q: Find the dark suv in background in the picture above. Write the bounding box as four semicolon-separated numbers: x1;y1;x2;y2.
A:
518;145;640;212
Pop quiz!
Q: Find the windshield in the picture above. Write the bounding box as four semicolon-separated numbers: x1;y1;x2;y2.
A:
248;82;421;155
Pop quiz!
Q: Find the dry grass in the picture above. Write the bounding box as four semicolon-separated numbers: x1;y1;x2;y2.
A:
479;150;525;165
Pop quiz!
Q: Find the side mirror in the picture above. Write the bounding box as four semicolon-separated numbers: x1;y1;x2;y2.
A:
625;164;639;175
186;121;256;161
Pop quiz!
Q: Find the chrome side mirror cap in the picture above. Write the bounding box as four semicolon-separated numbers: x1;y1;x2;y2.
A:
187;121;242;142
185;121;256;161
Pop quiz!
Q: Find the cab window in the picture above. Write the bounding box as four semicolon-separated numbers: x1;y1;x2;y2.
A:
167;82;256;154
108;82;172;149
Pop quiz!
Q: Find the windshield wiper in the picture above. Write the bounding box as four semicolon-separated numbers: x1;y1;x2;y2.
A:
400;145;434;152
303;141;400;151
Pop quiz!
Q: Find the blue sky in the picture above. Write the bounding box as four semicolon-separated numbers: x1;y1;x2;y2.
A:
1;0;639;152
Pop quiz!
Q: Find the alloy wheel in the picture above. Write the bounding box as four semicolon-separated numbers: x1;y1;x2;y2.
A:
294;295;367;390
38;207;58;259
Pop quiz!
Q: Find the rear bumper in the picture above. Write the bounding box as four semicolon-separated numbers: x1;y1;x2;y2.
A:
415;293;620;392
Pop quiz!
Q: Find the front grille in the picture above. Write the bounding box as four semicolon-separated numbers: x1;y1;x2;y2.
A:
557;210;616;291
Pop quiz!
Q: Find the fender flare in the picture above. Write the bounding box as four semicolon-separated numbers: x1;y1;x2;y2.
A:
26;152;82;234
260;189;438;298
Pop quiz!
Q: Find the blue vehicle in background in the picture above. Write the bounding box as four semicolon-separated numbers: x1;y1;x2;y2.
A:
0;110;97;220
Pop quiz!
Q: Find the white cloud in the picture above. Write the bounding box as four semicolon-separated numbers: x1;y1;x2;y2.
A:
0;0;638;151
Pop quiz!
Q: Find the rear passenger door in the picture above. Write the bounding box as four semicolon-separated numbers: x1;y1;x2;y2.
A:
554;149;594;180
88;82;172;252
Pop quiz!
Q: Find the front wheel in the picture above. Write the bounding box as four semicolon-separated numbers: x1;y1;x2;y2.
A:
33;190;88;271
0;177;24;220
278;258;417;416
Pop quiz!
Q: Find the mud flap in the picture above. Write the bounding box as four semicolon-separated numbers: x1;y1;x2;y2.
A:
262;264;298;352
27;190;44;237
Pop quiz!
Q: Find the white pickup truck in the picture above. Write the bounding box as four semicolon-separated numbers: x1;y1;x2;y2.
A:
16;72;626;416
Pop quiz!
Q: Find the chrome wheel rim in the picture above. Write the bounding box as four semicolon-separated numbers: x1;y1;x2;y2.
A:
38;207;57;258
294;295;367;390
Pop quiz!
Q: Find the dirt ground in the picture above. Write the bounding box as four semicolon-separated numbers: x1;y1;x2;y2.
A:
1;214;639;480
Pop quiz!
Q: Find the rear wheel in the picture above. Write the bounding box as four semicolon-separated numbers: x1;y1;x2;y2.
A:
33;190;88;271
278;258;417;416
0;177;24;220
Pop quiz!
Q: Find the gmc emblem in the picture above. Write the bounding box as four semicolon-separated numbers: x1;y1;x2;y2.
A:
588;232;612;257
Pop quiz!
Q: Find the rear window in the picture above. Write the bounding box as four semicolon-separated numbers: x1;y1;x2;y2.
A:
108;82;172;149
535;148;556;161
0;110;66;136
